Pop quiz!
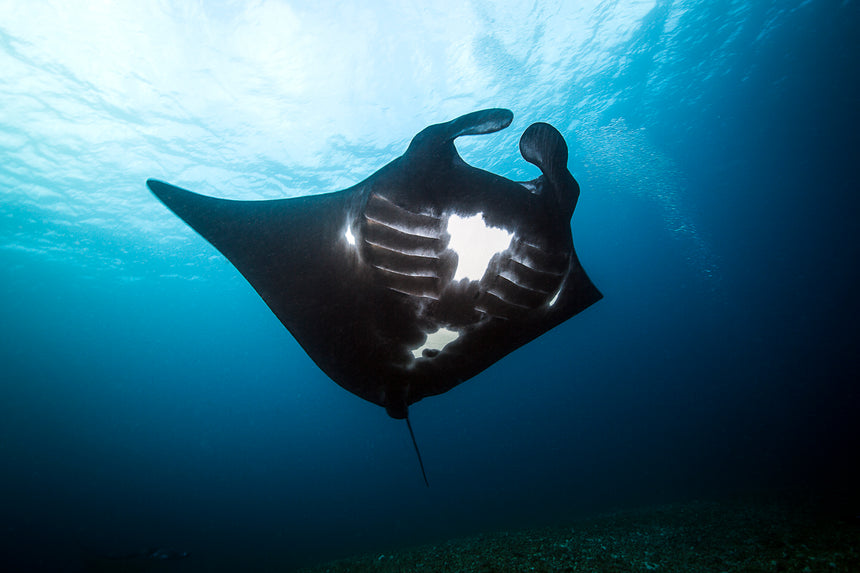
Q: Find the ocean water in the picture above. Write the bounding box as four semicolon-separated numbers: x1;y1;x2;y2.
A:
1;1;857;571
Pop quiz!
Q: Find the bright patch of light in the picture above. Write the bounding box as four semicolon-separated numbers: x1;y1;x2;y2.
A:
547;288;561;307
447;213;513;281
411;327;460;359
0;0;677;268
344;224;356;246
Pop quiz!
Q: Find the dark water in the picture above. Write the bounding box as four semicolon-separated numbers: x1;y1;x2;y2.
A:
1;1;857;571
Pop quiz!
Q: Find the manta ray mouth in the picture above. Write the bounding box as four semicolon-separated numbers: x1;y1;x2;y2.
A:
517;178;542;195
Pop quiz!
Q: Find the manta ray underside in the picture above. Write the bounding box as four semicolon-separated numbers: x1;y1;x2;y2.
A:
148;108;601;484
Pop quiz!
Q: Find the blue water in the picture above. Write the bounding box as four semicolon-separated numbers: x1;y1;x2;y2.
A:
1;1;857;571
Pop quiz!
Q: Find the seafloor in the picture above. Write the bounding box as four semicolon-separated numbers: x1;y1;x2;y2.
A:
297;494;859;572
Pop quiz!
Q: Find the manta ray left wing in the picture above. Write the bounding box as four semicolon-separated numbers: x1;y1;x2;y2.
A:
148;109;601;423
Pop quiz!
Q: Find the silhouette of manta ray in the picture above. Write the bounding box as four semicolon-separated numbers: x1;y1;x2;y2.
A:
82;547;190;573
148;109;601;485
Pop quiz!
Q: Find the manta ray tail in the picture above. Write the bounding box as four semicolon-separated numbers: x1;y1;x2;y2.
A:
406;415;429;487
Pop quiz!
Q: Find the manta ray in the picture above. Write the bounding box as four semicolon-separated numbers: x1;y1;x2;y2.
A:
148;108;601;485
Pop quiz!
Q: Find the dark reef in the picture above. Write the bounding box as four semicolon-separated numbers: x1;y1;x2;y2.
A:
297;494;859;572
